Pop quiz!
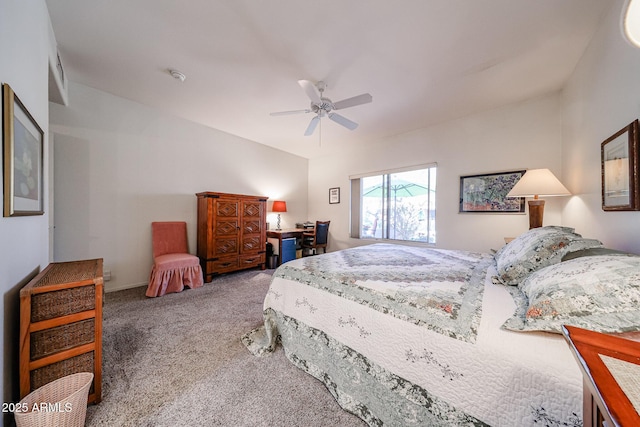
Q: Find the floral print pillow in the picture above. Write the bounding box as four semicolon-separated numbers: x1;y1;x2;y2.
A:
493;226;602;285
502;255;640;334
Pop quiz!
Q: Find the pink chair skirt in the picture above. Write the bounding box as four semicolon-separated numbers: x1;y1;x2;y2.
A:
146;253;204;297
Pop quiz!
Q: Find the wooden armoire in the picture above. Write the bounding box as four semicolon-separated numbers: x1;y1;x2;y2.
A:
196;192;268;281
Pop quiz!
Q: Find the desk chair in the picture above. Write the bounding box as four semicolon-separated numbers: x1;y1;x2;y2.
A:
302;221;330;256
147;221;204;297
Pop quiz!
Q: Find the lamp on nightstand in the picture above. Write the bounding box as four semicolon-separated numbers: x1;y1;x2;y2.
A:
507;169;571;229
272;200;287;230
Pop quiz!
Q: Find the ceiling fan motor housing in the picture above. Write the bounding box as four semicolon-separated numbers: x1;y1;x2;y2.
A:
311;98;334;116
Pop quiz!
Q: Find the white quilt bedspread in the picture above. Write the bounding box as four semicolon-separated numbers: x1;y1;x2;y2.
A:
243;244;583;426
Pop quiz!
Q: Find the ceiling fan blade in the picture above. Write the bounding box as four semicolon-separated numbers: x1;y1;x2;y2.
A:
333;93;373;110
328;112;358;130
304;116;320;136
298;80;322;104
270;109;311;116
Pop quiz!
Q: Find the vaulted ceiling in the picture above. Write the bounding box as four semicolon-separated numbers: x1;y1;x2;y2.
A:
46;0;613;159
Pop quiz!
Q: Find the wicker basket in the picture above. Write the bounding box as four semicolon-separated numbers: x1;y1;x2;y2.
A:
15;372;93;427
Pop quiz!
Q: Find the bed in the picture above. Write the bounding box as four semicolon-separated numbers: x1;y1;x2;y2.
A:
243;226;640;426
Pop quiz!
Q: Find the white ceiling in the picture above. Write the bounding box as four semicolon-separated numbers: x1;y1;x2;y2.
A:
45;0;613;159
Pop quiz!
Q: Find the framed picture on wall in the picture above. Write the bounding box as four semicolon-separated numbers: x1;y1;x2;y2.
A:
601;119;640;211
329;187;340;204
3;83;44;217
459;170;526;213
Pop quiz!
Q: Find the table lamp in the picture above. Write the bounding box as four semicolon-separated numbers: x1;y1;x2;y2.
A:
272;200;287;230
507;169;571;229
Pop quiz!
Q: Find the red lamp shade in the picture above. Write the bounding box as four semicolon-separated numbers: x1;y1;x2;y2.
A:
272;201;287;212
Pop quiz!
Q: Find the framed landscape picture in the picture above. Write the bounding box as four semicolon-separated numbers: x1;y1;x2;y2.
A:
601;120;639;211
3;84;44;217
459;170;525;213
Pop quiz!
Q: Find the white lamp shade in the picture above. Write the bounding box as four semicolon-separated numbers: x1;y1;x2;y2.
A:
623;0;640;48
507;169;571;198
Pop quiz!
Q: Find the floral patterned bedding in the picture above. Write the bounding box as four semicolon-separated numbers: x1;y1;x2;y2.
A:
243;243;583;426
503;254;640;334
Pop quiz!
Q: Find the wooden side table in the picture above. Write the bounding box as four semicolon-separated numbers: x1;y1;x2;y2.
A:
562;325;640;427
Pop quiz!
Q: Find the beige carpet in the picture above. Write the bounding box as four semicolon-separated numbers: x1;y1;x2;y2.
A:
86;270;365;426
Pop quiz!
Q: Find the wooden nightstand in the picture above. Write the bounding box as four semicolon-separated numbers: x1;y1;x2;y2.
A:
562;325;640;427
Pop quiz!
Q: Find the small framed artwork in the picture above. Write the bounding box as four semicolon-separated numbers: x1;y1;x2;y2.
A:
459;170;526;213
601;119;639;211
329;187;340;204
3;84;44;217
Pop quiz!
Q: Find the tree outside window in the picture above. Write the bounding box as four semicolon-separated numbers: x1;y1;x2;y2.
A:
359;166;436;243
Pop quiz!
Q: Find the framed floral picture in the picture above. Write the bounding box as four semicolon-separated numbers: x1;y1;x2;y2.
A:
3;84;44;216
601;120;639;211
459;170;525;213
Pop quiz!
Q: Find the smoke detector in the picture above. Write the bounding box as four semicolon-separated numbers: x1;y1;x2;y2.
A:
169;69;186;82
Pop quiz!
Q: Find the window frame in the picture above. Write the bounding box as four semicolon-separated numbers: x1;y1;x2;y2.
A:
350;163;437;243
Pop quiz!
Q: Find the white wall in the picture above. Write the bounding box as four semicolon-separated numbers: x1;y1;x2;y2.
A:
0;0;51;423
309;94;566;253
562;0;640;253
50;82;308;292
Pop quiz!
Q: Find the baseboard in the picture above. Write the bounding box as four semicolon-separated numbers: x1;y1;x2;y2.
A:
105;281;147;293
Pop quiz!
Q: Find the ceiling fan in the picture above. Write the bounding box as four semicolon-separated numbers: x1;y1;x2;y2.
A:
270;80;373;136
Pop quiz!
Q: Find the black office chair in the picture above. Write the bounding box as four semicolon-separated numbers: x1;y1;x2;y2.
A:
302;221;330;256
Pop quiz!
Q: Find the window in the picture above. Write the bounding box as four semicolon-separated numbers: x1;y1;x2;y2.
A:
350;165;436;243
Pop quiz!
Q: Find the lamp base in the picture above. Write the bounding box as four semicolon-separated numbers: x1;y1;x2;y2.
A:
276;214;282;231
528;199;545;229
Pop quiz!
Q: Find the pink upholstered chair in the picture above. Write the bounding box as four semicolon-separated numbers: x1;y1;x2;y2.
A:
146;221;204;297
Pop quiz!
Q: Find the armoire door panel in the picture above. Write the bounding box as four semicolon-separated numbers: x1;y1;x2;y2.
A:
214;238;237;255
242;236;262;253
243;220;261;234
243;202;262;218
216;220;239;236
216;201;238;218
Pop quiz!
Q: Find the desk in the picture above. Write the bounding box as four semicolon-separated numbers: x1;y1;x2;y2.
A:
563;325;640;427
267;229;306;266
